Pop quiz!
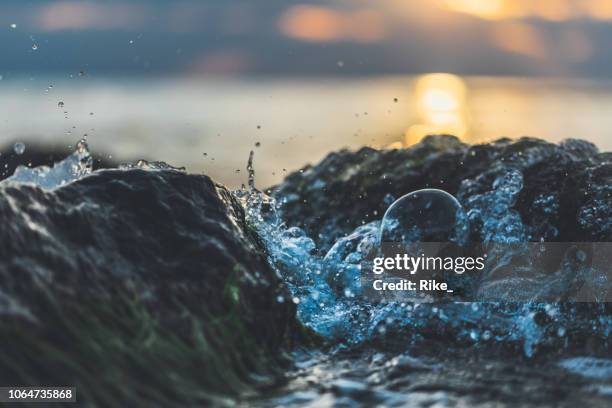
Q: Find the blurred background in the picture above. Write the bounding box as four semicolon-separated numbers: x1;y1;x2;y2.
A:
1;0;612;186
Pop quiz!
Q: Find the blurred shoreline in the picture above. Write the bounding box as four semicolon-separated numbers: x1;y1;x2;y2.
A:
2;74;611;187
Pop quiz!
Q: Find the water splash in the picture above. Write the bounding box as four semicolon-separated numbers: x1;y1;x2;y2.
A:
247;150;255;190
3;139;92;189
459;167;526;243
119;160;185;172
241;181;611;357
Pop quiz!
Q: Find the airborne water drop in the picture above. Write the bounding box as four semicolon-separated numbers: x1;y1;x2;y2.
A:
13;142;25;155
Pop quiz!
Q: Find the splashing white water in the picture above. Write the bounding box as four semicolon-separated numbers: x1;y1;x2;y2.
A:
2;139;92;190
239;181;611;356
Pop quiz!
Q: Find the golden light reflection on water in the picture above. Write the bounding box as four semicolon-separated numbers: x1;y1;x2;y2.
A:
405;73;468;145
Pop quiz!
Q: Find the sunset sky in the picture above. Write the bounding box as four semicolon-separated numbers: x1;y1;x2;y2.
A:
2;0;612;78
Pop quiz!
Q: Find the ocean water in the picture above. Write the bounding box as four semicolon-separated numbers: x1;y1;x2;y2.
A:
2;75;612;187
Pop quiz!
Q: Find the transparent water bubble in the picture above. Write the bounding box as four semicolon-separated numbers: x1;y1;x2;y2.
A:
13;142;25;155
31;43;38;51
379;189;469;245
10;24;17;29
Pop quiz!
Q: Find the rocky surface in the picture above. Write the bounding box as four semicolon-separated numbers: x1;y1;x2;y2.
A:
1;136;610;407
0;168;297;406
273;136;612;251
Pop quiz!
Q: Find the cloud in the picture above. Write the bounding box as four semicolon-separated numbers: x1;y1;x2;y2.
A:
440;0;612;22
279;5;385;43
35;2;147;31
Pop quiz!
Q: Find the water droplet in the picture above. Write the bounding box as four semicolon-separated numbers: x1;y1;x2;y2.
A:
10;24;17;29
255;142;261;147
13;142;25;155
31;43;38;51
393;97;398;103
482;330;492;340
57;101;64;108
383;193;396;206
292;296;301;304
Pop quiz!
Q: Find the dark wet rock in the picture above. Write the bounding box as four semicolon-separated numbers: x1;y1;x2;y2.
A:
273;135;611;251
0;142;116;180
0;168;297;405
